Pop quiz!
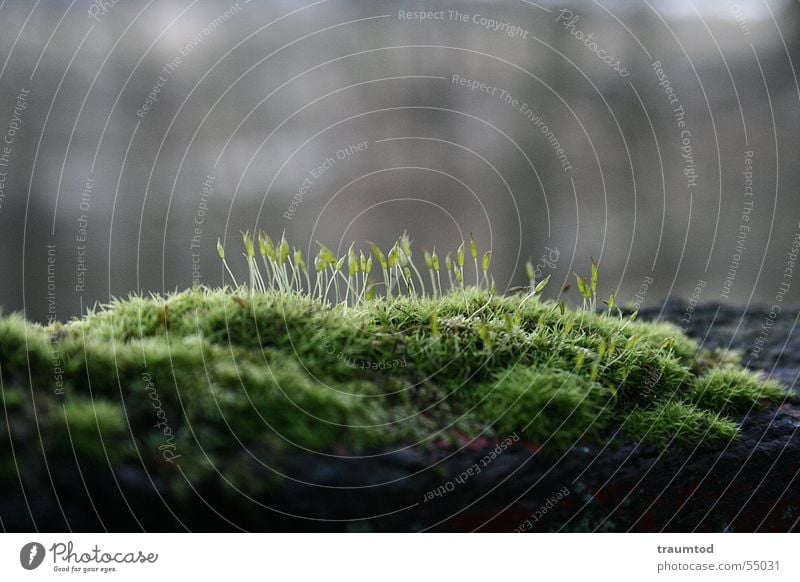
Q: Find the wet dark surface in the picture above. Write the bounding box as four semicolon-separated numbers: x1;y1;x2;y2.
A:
642;300;800;378
3;302;799;532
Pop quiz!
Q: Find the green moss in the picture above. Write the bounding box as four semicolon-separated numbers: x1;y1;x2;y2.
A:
690;366;787;414
623;401;739;449
48;400;129;463
472;366;612;449
0;314;53;386
0;286;790;499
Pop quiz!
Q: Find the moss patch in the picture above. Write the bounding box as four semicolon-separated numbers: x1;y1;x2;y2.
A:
689;367;787;414
623;401;739;449
0;287;790;497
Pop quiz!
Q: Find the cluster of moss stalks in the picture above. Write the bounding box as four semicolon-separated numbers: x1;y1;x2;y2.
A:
0;233;790;500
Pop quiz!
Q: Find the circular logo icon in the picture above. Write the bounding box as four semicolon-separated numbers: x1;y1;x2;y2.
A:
20;542;45;570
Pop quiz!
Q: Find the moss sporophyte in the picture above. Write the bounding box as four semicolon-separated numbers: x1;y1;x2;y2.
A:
0;233;790;496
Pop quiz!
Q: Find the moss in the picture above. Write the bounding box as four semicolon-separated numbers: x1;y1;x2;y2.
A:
47;400;130;463
0;286;790;498
472;366;612;449
0;314;53;387
690;366;787;414
623;401;739;449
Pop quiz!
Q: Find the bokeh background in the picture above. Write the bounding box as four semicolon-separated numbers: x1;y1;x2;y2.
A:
0;0;798;323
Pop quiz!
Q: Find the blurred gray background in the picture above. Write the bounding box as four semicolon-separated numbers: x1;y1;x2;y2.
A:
0;0;799;323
